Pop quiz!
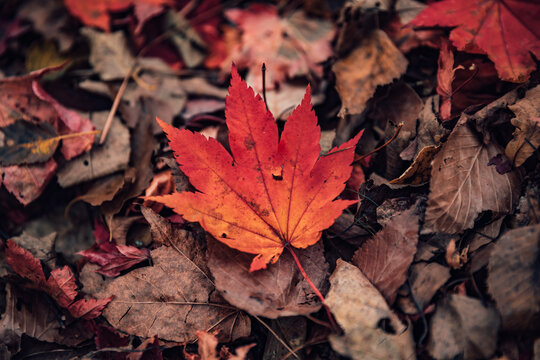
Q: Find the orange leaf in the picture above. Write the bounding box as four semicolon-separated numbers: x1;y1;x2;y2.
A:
147;67;362;271
411;0;540;82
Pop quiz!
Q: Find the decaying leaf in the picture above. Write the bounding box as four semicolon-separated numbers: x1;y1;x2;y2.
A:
326;259;416;360
411;0;540;82
0;283;93;356
505;85;540;167
352;208;419;304
6;240;113;319
1;158;57;205
436;39;465;121
146;67;362;271
207;237;328;318
423;120;521;234
333;29;408;117
390;145;440;185
0;121;58;165
488;224;540;331
428;294;500;360
93;246;250;343
184;331;254;360
399;262;451;313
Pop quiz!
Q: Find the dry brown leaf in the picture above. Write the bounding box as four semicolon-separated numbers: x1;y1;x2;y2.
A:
505;85;540;167
93;246;250;343
445;238;468;269
390;145;440;185
57;112;130;187
0;284;92;356
423;121;521;234
326;259;416;360
207;237;328;319
399;262;451;314
352;208;419;304
488;224;540;331
428;294;500;360
333;30;408;117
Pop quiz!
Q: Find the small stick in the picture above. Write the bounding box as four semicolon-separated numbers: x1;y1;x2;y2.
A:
286;246;339;332
352;122;403;165
99;65;135;144
253;315;300;359
262;63;269;111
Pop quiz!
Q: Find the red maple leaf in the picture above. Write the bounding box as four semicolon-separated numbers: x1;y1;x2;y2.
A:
78;237;151;277
411;0;540;82
146;66;362;272
6;239;113;319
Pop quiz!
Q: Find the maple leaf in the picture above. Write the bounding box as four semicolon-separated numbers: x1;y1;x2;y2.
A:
146;66;362;271
6;239;113;319
410;0;540;82
78;237;151;277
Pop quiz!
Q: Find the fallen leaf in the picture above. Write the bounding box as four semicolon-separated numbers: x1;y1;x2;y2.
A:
164;10;207;68
333;29;408;117
505;86;540;166
445;238;468;269
325;259;416;360
352;208;419;304
0;121;58;165
1;158;57;205
93;246;250;342
81;28;136;81
390;145;441;185
224;4;334;89
436;39;465;121
428;294;500;360
68;173;127;208
57;112;130;187
0;283;93;356
423;120;521;234
146;67;362;271
261;317;306;359
78;237;150;277
142;170;175;213
488;224;540;331
410;0;540;82
6;240;113;319
185;331;254;360
399;262;451;313
207;237;328;318
64;0;172;32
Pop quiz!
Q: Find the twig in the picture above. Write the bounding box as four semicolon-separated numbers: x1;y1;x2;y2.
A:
253;315;300;360
352;122;403;165
262;63;269;111
286;246;339;332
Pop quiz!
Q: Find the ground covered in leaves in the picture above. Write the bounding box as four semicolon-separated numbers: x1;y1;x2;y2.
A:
0;0;539;359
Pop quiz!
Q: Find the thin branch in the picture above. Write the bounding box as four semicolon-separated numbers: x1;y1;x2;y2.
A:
352;122;403;165
253;315;300;360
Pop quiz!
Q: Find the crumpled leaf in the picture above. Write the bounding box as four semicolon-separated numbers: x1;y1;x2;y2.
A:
0;283;93;357
78;237;151;277
6;240;113;319
146;67;362;271
184;331;254;360
423;120;521;234
505;85;540;167
436;39;465;121
333;29;408;117
488;224;540;331
223;4;334;89
325;259;416;360
352;208;419;304
64;0;173;32
410;0;540;82
91;246;250;343
428;295;500;360
207;237;328;318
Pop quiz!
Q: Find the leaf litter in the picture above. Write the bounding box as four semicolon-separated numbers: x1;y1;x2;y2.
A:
1;0;540;358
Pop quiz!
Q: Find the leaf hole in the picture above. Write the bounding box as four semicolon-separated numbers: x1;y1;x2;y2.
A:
221;233;227;238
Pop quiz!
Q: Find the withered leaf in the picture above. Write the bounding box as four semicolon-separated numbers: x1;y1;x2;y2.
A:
487;224;540;331
207;237;328;319
428;295;500;360
399;262;451;313
352;208;419;304
326;259;416;360
0;121;58;165
94;246;250;343
505;85;540;167
423;121;521;234
333;30;408;117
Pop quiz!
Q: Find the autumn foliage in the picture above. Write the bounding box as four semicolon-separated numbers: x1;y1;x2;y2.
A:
146;67;362;271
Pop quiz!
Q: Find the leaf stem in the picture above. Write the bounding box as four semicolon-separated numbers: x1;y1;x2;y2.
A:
352;122;403;165
285;246;339;332
262;63;269;111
